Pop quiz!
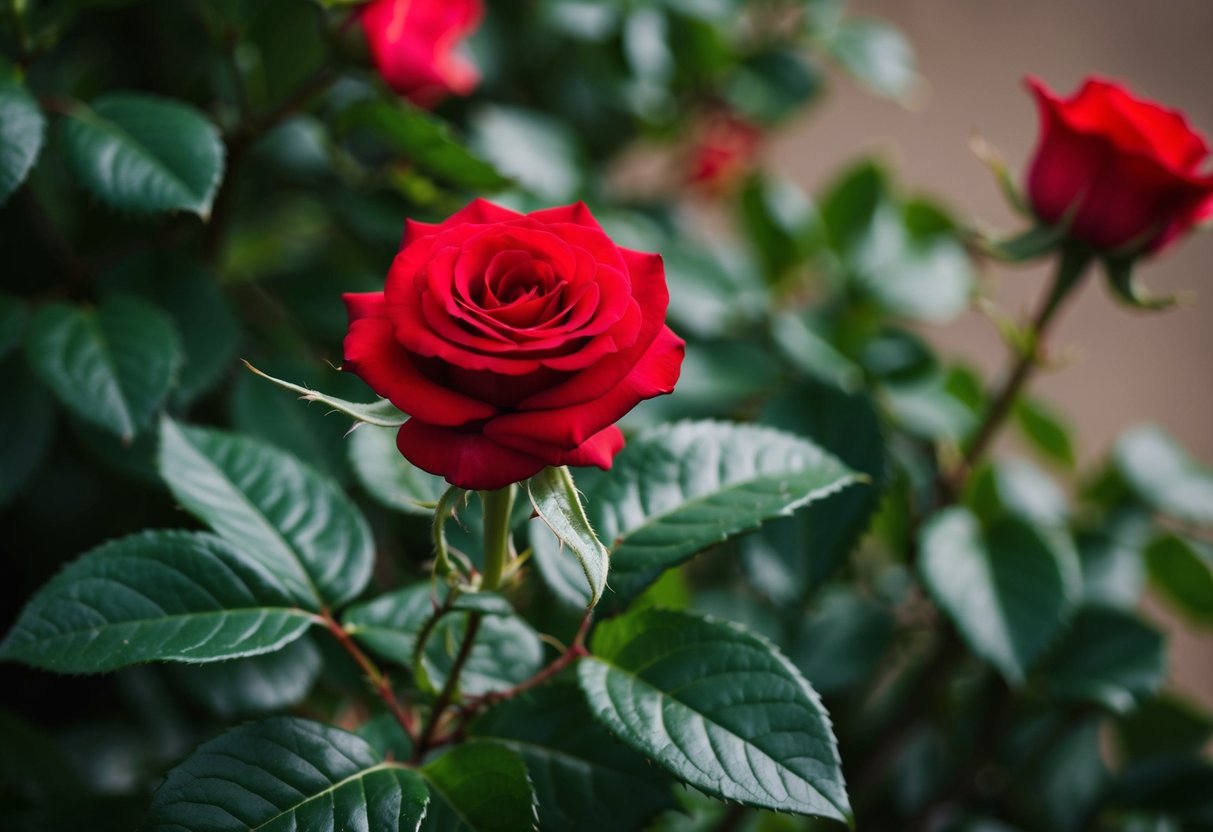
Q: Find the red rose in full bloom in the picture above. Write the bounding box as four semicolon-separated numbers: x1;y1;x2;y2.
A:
359;0;483;108
343;200;685;490
1026;76;1213;254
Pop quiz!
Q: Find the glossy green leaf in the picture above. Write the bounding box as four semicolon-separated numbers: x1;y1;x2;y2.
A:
244;361;408;428
1014;397;1077;468
171;636;323;719
471;682;675;832
0;354;55;507
1117;695;1213;760
584;420;862;603
469;106;581;202
827;18;918;101
527;466;609;607
919;507;1080;684
791;587;894;694
1145;534;1213;627
755;380;888;599
25;296;181;440
1078;510;1149;610
342;100;509;192
577;608;850;822
0;292;26;358
350;423;447;515
343;583;439;665
980;224;1067;262
1115;425;1213;526
99;253;239;406
769;312;863;392
158;418;374;610
1041;606;1165;713
150;717;428;832
358;713;414;762
739;174;823;281
968;458;1068;526
420;742;537;832
0;530;316;673
0;76;45;204
60;92;223;217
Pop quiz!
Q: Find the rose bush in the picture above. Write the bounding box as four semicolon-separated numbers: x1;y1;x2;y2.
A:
342;199;685;489
359;0;483;107
1026;76;1213;254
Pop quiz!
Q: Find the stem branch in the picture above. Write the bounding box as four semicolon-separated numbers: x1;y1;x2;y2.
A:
321;612;417;747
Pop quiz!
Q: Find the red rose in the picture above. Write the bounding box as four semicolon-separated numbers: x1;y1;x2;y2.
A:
688;113;763;191
343;200;685;490
359;0;483;108
1026;76;1213;254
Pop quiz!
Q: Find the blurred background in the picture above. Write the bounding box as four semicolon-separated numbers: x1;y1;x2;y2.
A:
767;0;1213;709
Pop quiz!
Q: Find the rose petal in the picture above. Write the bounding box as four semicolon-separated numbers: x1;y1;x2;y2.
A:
492;424;625;469
485;324;685;449
344;317;497;426
343;291;387;322
396;420;548;490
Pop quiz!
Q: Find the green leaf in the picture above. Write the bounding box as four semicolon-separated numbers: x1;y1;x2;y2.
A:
0;354;55;507
791;587;894;694
343;584;543;697
420;742;537;832
0;292;27;358
1040;606;1165;713
756;380;888;598
471;682;675;832
1145;534;1213;627
0;76;45;204
826;18;918;101
60;92;224;217
1117;695;1213;760
243;360;408;427
469;106;581;202
340;100;509;192
919;507;1080;684
98;252;239;406
769;312;864;392
25;296;182;440
1115;425;1213;526
725;49;823;125
1078;510;1149;610
158;418;374;610
170;636;323;719
0;530;316;673
1014;397;1077;468
583;420;863;603
739;174;823;281
577;608;850;821
527;466;610;608
968;458;1068;527
150;717;429;832
358;713;414;762
350;423;447;515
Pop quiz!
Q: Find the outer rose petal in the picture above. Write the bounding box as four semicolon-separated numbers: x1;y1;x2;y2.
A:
492;425;625;469
344;317;496;426
485;325;685;449
343;291;387;322
396;420;547;491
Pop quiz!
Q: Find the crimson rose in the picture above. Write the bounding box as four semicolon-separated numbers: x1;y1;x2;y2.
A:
1026;76;1213;254
359;0;483;108
343;200;685;490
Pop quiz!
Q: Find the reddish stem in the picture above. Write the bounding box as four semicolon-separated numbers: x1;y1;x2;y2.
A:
322;612;417;743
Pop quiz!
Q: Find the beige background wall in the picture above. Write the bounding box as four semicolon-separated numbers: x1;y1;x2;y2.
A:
768;0;1212;705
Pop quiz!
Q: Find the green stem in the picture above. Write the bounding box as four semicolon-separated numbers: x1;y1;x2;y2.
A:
946;244;1090;493
478;485;516;592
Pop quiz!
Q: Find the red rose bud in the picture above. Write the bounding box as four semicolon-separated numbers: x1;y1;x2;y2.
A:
688;113;763;191
1026;76;1213;255
342;200;686;490
359;0;483;108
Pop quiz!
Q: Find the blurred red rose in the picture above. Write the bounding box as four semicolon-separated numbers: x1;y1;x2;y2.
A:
343;200;685;490
688;113;763;191
1026;76;1213;254
359;0;483;108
